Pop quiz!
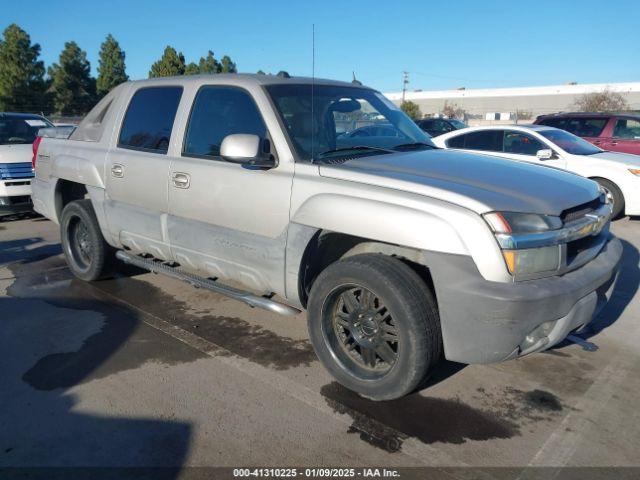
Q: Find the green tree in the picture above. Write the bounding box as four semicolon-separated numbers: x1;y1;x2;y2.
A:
198;50;220;74
219;55;237;73
48;41;96;115
184;62;200;75
0;24;47;112
96;34;128;97
149;46;186;78
256;70;266;75
401;100;422;119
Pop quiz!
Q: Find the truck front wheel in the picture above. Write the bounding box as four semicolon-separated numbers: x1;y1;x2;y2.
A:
307;254;442;400
60;199;114;281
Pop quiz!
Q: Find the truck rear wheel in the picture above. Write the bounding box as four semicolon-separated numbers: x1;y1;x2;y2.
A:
60;199;114;281
307;253;442;400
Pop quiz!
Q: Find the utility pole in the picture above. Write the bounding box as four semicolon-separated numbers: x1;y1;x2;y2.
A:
401;71;409;102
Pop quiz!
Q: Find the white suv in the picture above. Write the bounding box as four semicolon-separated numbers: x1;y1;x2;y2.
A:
0;113;53;218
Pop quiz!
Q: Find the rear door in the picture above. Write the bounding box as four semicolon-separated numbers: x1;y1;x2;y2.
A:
166;84;294;295
104;85;183;260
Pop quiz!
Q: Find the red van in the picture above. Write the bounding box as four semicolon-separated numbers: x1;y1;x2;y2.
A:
534;113;640;155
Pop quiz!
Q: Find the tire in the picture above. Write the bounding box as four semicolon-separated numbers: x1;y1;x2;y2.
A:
60;199;115;281
594;178;625;219
307;253;442;400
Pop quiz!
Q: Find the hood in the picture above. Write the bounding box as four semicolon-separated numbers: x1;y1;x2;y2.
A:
590;150;640;167
319;149;600;216
0;144;32;164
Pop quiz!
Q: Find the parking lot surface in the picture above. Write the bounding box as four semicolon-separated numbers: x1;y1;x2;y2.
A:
1;216;639;476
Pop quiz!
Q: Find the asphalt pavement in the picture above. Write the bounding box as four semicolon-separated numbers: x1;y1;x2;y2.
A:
1;215;639;479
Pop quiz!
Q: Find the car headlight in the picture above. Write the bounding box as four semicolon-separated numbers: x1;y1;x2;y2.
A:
484;212;563;277
483;212;563;234
629;168;640;176
502;245;561;276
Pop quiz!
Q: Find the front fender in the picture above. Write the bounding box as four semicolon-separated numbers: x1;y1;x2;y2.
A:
292;193;467;255
291;192;509;283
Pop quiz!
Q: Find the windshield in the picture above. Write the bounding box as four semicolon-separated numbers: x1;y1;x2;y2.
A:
539;128;602;155
0;116;53;145
266;84;435;161
449;119;468;129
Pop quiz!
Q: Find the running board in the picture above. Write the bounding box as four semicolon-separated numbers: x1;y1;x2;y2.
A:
115;250;301;317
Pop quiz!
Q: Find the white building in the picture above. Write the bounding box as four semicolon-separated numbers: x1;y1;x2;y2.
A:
384;82;640;123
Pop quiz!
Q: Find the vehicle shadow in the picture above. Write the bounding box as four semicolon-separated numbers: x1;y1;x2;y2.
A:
0;265;193;476
0;237;63;267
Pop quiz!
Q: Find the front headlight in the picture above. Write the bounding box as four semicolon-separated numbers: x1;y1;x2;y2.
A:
483;211;563;234
484;211;563;277
502;245;561;276
629;168;640;176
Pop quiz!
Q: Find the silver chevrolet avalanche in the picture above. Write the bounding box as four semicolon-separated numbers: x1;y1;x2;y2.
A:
31;74;621;400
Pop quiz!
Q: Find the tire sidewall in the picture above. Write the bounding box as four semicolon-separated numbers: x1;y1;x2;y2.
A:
308;256;434;400
60;200;107;281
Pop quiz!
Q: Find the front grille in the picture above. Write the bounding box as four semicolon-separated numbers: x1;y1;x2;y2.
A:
560;197;602;224
0;162;34;180
4;195;31;205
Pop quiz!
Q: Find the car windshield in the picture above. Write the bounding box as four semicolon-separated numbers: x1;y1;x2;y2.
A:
449;119;468;129
0;116;53;145
539;128;602;155
266;84;435;161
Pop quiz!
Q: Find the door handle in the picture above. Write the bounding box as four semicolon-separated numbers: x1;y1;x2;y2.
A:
111;164;124;178
172;172;191;189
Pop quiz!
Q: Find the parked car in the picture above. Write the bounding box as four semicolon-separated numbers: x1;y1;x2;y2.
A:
432;125;640;219
32;75;621;400
534;112;640;155
0;112;53;218
415;117;468;137
338;123;405;139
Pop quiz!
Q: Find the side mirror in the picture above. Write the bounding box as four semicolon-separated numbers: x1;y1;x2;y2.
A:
220;134;276;168
536;148;555;160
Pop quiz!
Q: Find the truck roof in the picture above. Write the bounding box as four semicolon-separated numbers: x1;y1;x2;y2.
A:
125;73;372;90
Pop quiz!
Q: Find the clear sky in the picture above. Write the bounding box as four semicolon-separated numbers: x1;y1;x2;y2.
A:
3;0;639;92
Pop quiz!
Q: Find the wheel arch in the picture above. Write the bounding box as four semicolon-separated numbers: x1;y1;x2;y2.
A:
54;179;116;246
288;225;436;309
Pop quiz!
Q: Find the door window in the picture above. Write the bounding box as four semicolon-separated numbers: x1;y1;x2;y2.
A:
613;118;640;139
563;118;608;137
503;131;545;155
183;86;267;159
118;87;183;153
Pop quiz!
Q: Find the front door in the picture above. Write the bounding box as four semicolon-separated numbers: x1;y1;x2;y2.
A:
166;85;294;295
104;85;183;260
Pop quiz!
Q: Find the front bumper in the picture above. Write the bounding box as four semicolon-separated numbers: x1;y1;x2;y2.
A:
427;235;622;364
0;195;33;217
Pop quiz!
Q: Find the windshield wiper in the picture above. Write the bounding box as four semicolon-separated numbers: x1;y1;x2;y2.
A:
316;145;395;160
392;142;438;151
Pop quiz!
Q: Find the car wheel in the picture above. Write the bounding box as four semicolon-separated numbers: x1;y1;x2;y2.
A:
60;199;115;281
595;178;625;219
307;253;442;400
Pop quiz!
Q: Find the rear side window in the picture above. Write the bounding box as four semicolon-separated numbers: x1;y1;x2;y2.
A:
446;134;465;148
461;130;503;151
183;86;266;159
118;86;183;154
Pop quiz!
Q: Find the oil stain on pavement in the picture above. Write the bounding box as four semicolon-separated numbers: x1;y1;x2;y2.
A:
96;276;317;370
320;382;519;452
474;386;567;424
